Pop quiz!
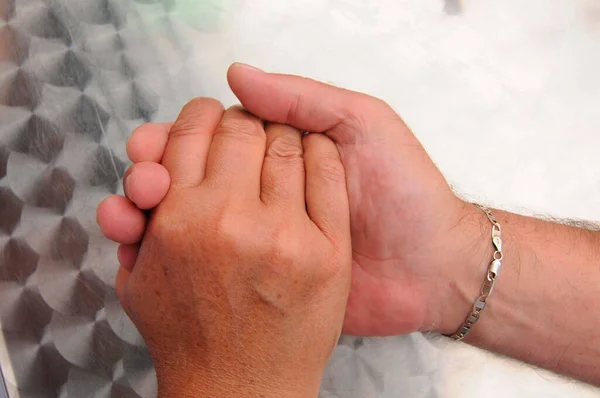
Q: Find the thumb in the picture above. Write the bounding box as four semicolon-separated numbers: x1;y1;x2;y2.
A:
226;63;403;145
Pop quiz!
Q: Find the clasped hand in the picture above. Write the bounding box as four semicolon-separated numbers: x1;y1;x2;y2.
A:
102;102;351;396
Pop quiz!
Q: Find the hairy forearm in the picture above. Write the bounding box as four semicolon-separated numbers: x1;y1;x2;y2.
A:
443;204;600;385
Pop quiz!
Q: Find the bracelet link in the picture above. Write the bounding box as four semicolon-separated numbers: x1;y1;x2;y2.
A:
489;259;502;275
493;235;502;252
481;279;494;296
449;204;504;341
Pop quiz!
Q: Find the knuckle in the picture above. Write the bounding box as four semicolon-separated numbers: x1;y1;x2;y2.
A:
182;97;224;115
359;95;398;124
367;94;390;110
334;95;396;143
351;91;390;113
169;119;197;139
279;239;304;270
210;207;245;249
170;98;224;139
217;114;263;143
266;134;303;162
146;196;188;246
265;227;303;270
147;214;175;245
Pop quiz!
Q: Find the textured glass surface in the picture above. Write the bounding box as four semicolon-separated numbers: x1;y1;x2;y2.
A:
1;1;599;397
0;1;190;396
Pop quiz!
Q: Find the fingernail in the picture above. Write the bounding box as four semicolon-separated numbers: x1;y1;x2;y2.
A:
232;62;264;72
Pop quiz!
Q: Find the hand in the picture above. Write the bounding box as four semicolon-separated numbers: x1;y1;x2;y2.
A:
99;100;352;397
99;65;488;337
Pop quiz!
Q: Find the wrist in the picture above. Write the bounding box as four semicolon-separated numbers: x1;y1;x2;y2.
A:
433;201;498;335
434;203;524;339
155;359;320;398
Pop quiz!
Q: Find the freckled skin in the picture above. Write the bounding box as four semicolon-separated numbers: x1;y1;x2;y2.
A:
108;104;352;397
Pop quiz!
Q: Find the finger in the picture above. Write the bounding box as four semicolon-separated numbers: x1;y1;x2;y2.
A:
123;162;170;210
302;134;350;244
115;266;130;311
127;122;172;163
117;244;139;272
162;98;225;188
205;106;266;197
260;123;305;209
96;196;147;244
227;63;403;145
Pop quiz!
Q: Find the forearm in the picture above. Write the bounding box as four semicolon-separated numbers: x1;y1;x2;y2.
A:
442;204;600;385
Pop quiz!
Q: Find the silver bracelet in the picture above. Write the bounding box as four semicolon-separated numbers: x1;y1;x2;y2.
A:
450;205;503;341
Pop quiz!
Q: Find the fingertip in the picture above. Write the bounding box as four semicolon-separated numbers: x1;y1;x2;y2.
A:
127;122;172;163
125;162;171;210
117;244;139;272
97;195;147;244
227;62;264;83
227;63;268;106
